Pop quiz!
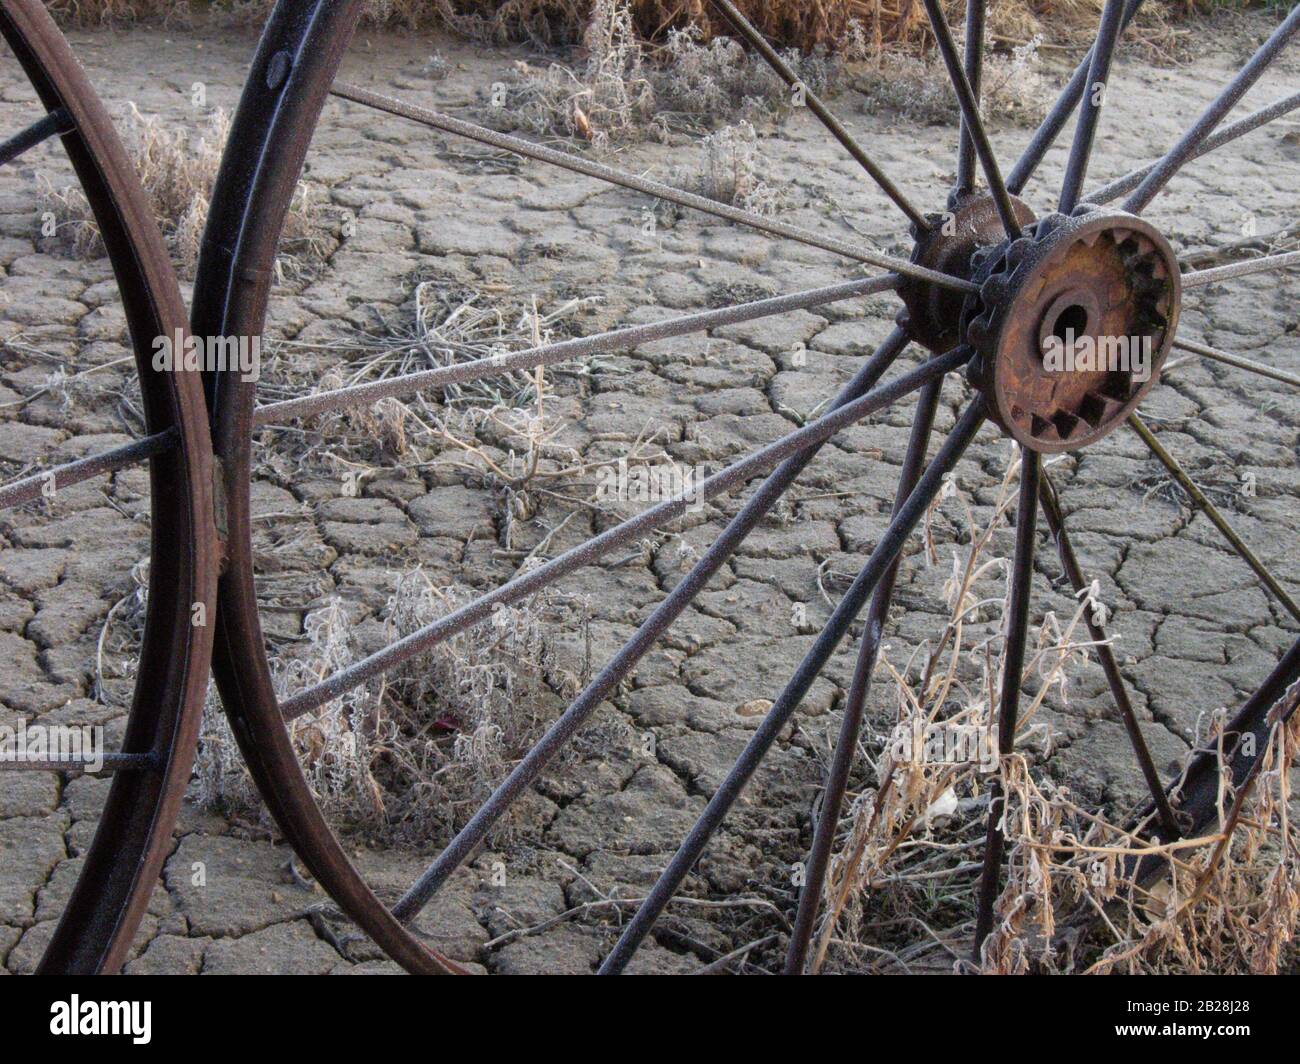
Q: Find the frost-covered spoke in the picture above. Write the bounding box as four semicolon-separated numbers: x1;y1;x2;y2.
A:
706;0;929;230
1181;250;1300;289
329;83;976;293
920;0;1021;238
1006;0;1145;194
278;346;972;721
1174;337;1300;389
1059;0;1126;214
598;398;989;975
0;430;175;511
1123;5;1300;214
253;275;899;426
392;328;918;920
1088;90;1300;206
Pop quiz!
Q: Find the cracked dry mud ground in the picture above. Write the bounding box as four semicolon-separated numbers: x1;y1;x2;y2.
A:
2;19;1299;975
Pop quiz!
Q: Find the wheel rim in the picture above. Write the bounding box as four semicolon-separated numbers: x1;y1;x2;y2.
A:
0;0;217;974
195;0;1300;974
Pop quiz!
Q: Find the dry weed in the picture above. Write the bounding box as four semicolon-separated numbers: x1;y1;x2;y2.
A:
807;449;1300;975
38;105;329;278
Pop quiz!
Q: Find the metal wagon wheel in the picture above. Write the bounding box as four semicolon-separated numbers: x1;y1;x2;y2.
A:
0;0;216;973
196;0;1300;974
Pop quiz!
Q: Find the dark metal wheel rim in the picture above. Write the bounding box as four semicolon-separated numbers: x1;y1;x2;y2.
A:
0;0;217;975
195;0;1300;974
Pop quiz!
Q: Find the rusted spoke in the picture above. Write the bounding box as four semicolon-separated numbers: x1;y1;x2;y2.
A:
0;429;175;511
1059;0;1126;214
972;447;1040;962
706;0;929;230
1174;337;1300;389
920;0;1020;239
392;329;916;921
1038;474;1181;838
955;0;986;195
329;83;977;294
1124;5;1300;214
1088;90;1300;206
598;398;990;975
0;106;70;166
783;376;944;975
1006;0;1144;195
1129;413;1300;624
253;275;899;426
1181;250;1300;289
279;346;972;721
0;752;156;775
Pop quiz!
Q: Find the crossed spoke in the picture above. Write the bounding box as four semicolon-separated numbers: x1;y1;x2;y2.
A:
280;345;971;722
783;376;945;974
329;84;975;294
1124;5;1300;215
920;0;1020;238
1087;90;1300;206
706;0;929;231
955;0;987;196
1006;0;1145;195
598;398;990;974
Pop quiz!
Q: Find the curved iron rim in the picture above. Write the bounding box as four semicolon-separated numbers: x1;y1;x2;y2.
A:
194;0;1300;974
0;0;217;975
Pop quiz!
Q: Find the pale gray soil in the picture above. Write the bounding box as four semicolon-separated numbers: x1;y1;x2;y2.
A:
1;16;1298;974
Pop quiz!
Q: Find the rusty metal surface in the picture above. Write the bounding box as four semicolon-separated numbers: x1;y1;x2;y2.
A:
0;0;217;975
963;210;1181;453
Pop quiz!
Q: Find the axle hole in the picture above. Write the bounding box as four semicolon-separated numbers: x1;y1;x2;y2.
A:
1051;303;1089;344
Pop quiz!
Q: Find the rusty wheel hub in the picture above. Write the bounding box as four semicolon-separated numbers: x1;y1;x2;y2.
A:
962;207;1182;453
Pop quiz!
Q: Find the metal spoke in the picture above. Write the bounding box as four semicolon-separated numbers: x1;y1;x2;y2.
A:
1006;0;1145;195
254;275;899;426
706;0;928;230
392;329;915;921
1124;5;1300;215
598;398;990;975
1038;474;1180;838
783;376;943;975
972;447;1040;961
280;345;972;721
920;0;1021;239
1174;337;1300;389
1129;413;1300;624
1088;90;1300;206
0;752;155;774
955;0;987;196
330;83;976;294
0;106;71;166
1059;0;1126;214
1181;250;1300;289
0;430;175;511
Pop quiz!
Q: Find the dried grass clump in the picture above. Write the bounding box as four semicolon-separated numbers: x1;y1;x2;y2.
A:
194;573;590;846
666;122;785;214
807;450;1300;975
37;105;329;278
493;0;863;145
